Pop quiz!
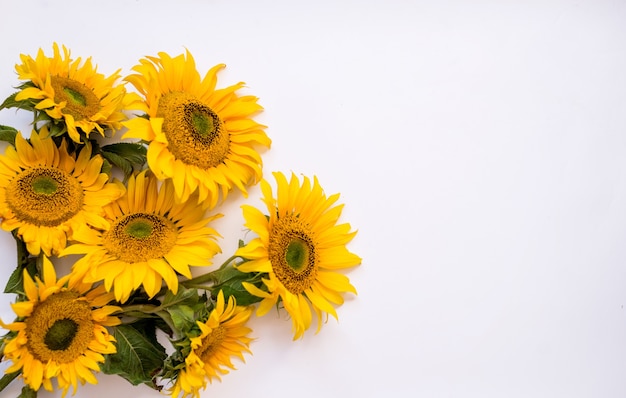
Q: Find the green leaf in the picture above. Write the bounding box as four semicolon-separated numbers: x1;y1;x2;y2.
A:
101;143;147;181
167;305;196;332
0;92;33;112
161;286;202;308
161;287;208;335
0;125;17;146
210;266;265;306
4;266;23;295
101;142;147;166
102;151;133;180
4;232;38;295
102;322;167;387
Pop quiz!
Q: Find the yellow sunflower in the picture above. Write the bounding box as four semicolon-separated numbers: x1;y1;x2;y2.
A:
63;170;222;303
0;128;125;256
236;172;361;339
123;50;271;209
0;256;120;396
14;43;127;142
171;290;253;398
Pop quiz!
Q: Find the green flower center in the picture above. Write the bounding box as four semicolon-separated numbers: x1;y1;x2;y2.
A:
285;239;309;273
31;175;59;195
103;213;178;263
6;167;85;227
191;110;215;137
63;87;87;107
44;319;78;351
157;92;230;169
125;219;153;238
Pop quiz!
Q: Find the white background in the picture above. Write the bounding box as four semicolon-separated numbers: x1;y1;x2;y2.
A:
1;0;626;397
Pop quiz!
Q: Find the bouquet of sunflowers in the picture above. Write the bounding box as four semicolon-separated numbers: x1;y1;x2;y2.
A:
0;44;361;397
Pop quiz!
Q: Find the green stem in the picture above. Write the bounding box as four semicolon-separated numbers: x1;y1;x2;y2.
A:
116;304;160;315
180;255;241;287
0;370;20;393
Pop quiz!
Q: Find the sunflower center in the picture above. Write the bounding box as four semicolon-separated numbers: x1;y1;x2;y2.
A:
103;213;178;263
32;175;58;194
285;239;310;272
196;326;227;363
268;214;318;294
64;87;87;106
51;76;100;120
25;291;94;363
126;219;153;238
6;167;85;227
157;92;230;169
44;319;78;351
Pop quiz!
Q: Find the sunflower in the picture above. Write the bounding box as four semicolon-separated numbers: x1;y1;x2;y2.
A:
123;50;271;209
0;256;120;395
63;170;222;303
235;172;361;339
0;129;125;256
14;43;127;142
170;290;253;398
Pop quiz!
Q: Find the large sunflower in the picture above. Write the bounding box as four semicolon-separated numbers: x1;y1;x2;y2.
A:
236;172;361;339
14;43;127;142
123;50;271;209
0;129;125;256
63;170;222;303
0;256;120;395
170;290;253;398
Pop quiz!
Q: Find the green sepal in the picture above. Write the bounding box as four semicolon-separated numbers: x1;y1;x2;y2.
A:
43;118;68;138
0;125;17;146
101;322;167;388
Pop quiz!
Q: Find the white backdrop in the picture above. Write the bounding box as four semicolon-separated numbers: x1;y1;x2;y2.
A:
1;0;626;397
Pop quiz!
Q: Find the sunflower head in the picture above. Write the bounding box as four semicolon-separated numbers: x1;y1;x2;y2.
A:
13;43;128;142
0;256;120;395
123;50;271;209
235;172;361;339
167;290;253;398
0;128;125;256
62;170;222;303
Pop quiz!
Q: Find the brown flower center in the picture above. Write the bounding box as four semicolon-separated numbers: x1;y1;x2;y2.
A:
51;76;100;121
6;167;84;227
268;214;318;294
157;92;230;169
25;291;94;363
103;213;178;262
196;326;227;363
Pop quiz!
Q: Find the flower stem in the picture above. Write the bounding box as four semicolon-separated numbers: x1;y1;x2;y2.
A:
180;255;241;288
0;370;20;393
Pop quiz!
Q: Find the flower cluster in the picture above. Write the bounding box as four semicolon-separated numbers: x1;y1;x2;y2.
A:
0;44;361;398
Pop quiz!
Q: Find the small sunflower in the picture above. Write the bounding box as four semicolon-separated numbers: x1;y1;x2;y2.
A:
123;50;271;209
236;172;361;339
0;256;120;396
170;290;253;398
0;129;125;256
14;43;127;142
63;170;222;303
